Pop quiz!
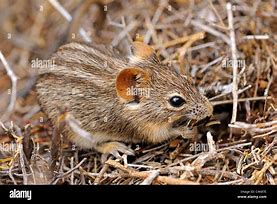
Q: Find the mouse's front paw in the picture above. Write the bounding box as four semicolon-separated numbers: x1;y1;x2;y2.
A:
96;141;135;161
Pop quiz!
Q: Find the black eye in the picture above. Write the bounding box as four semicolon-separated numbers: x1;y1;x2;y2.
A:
169;96;186;107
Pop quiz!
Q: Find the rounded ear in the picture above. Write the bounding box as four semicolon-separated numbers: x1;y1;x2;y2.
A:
115;67;150;103
130;41;160;63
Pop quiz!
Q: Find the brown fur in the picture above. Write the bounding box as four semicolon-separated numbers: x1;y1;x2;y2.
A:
36;42;213;156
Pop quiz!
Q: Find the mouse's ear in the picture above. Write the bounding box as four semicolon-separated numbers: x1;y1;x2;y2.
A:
130;41;160;63
116;67;150;103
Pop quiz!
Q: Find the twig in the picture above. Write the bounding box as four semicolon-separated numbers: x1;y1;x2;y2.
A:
242;35;269;40
168;141;252;168
191;20;230;45
191;132;218;171
229;120;277;137
187;41;217;52
121;16;133;44
199;169;242;180
105;160;197;185
200;56;224;73
208;0;226;28
19;143;28;185
140;170;160;185
159;32;205;49
227;3;239;123
0;51;18;121
217;179;245;185
127;164;155;169
59;158;87;178
145;15;159;45
266;172;275;185
252;160;273;184
211;96;272;106
218;142;252;152
107;15;124;28
264;75;273;96
261;136;277;157
29;165;36;185
94;162;110;185
219;162;232;183
8;162;17;185
144;0;167;43
51;158;87;184
209;84;252;101
70;157;74;185
78;168;117;179
47;0;91;42
178;33;206;74
141;143;168;153
111;21;138;46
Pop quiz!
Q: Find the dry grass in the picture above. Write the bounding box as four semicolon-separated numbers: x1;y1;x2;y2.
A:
0;0;276;185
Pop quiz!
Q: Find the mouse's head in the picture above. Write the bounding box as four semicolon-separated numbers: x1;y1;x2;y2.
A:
115;42;213;141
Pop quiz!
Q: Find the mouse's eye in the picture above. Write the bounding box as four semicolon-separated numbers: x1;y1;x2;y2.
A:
169;96;186;107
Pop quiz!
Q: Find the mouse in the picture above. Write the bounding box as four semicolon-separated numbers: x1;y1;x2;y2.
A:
35;41;213;157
